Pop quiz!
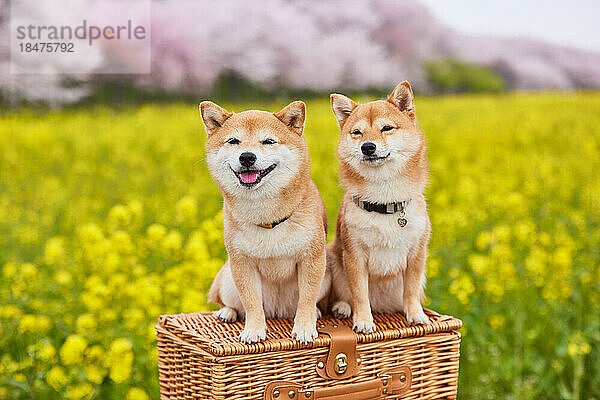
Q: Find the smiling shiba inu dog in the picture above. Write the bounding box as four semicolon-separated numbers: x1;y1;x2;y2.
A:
200;100;329;344
327;81;431;333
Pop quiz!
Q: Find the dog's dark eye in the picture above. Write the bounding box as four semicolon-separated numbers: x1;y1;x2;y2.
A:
226;138;240;145
262;138;276;145
381;125;394;132
351;129;362;136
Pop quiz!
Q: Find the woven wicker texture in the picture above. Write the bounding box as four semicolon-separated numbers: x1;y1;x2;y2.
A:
158;309;461;356
156;309;462;399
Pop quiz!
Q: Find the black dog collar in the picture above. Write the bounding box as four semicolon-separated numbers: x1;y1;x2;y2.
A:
352;196;410;227
352;196;410;215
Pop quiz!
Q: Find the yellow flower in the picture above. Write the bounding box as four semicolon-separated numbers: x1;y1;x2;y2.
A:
105;338;134;383
552;247;572;269
46;366;68;390
76;314;97;334
538;232;551;246
475;231;492;251
17;316;36;334
66;383;94;400
2;262;18;279
567;343;579;357
38;341;57;363
85;345;105;364
176;195;198;223
124;308;145;330
60;334;88;365
184;230;209;261
146;223;167;242
108;204;131;227
488;314;505;330
126;388;150;400
0;305;22;319
20;262;38;280
567;332;592;357
18;315;52;335
109;338;132;354
449;274;475;305
181;289;207;313
127;199;143;221
514;220;535;242
79;223;104;244
111;230;135;254
81;292;104;312
104;251;120;273
162;230;183;256
468;254;489;276
85;364;107;384
55;270;73;287
13;373;26;382
505;192;525;216
44;236;66;264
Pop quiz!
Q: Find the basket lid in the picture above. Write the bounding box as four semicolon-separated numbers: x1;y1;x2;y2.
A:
157;308;462;356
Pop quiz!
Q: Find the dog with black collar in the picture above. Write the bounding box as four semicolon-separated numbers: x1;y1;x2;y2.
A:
326;82;431;333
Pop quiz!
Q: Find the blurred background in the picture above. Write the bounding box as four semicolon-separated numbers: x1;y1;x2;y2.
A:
3;0;600;105
1;1;599;399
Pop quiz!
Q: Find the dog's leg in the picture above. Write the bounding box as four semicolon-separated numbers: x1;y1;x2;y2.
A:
211;260;241;323
404;235;430;325
331;300;352;319
316;267;332;319
329;250;352;319
343;248;375;333
229;254;266;343
293;245;326;344
215;306;238;323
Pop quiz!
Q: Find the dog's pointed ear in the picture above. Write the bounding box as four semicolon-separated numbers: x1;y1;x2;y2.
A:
199;101;233;136
387;81;415;114
330;94;357;129
274;101;306;136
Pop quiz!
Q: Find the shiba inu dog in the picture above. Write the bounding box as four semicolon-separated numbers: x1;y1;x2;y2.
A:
200;100;329;344
327;81;431;333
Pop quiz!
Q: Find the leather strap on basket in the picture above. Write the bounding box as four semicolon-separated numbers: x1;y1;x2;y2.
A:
316;324;359;379
264;366;411;400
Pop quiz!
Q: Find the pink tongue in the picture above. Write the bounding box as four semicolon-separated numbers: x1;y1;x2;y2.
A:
240;170;260;184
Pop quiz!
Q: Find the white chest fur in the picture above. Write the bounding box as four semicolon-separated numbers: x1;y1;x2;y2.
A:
344;200;426;277
229;219;312;260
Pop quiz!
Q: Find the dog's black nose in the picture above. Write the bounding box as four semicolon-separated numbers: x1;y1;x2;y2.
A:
239;152;257;167
361;142;377;156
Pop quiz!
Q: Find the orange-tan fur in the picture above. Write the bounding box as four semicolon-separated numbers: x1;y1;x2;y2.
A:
200;101;329;344
327;82;431;333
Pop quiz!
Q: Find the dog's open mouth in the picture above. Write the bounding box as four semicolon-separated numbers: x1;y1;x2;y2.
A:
232;164;276;187
363;153;391;163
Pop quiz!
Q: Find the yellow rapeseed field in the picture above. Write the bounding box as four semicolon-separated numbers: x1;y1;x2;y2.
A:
1;93;599;399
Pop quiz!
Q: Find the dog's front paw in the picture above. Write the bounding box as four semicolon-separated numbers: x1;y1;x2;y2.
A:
292;321;318;344
405;307;430;326
353;316;376;334
331;301;352;319
215;307;237;323
239;325;266;344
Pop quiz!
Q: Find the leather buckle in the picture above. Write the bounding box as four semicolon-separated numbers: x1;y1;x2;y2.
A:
316;324;360;380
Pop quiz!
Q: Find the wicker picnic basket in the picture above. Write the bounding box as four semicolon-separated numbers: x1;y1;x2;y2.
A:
156;309;462;399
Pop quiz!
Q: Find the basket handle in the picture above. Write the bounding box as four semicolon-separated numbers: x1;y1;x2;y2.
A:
263;366;411;400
